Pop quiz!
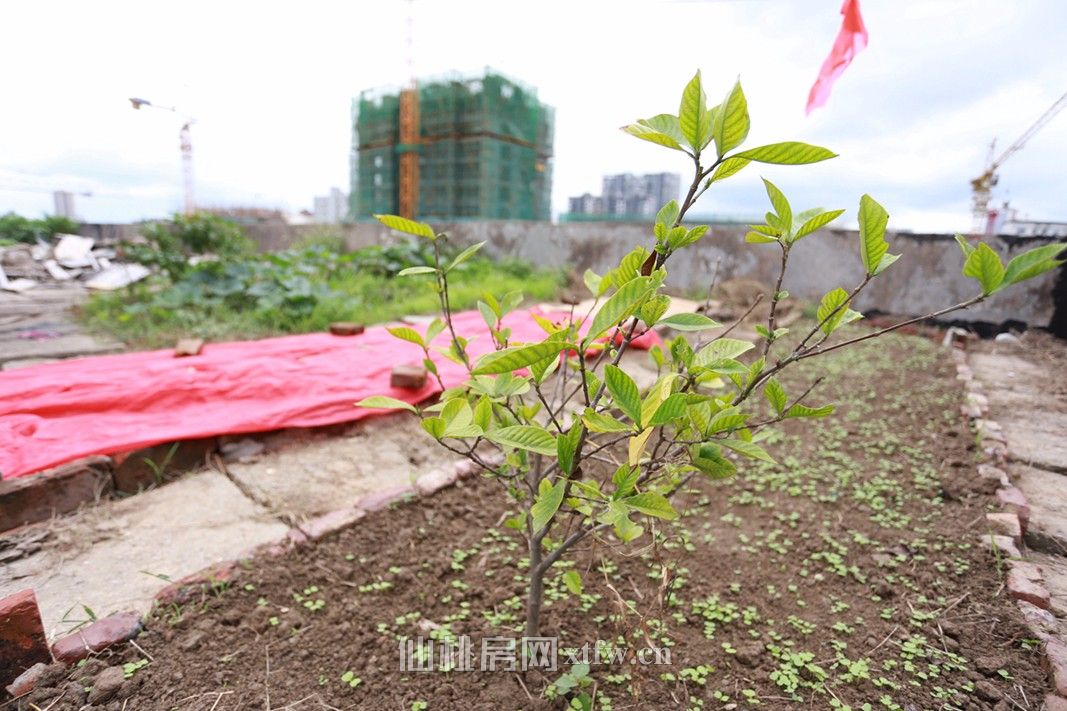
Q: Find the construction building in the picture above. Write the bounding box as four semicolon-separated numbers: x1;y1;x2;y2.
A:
350;70;554;221
566;173;681;221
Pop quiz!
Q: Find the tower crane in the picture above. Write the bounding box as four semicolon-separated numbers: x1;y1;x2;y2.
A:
129;97;197;214
971;90;1067;234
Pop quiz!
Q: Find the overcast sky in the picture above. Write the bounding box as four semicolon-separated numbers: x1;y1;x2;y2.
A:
1;0;1065;233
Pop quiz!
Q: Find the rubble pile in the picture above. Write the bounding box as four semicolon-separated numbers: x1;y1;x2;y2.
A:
0;235;149;293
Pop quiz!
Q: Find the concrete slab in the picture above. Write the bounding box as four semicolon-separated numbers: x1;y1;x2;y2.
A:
0;333;122;364
226;414;463;520
1014;464;1067;555
0;469;287;637
1000;410;1067;475
969;352;1061;412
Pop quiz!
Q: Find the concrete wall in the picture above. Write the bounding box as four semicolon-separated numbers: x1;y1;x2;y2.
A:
84;221;1065;328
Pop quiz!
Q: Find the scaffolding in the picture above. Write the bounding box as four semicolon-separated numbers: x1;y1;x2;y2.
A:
350;70;554;221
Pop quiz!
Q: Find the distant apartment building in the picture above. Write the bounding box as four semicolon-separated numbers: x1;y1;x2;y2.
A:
313;187;348;223
53;191;76;219
568;173;680;219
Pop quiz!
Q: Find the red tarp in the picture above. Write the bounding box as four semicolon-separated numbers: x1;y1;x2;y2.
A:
0;309;659;480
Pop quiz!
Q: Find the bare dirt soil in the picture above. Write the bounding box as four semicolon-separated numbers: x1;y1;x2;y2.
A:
14;334;1048;710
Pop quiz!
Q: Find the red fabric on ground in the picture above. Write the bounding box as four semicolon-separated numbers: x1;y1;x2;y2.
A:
0;309;660;480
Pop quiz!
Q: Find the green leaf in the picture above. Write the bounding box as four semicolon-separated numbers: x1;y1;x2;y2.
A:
648;393;687;426
557;425;583;475
612;465;639;498
473;396;492;431
718;438;776;463
621;123;684;151
1002;243;1067;287
374;214;436;239
857;195;897;276
708;156;751;184
679;71;712;150
639;293;671;326
785;403;835;419
746;231;778;244
712;79;749;156
386;326;425;348
583;269;604;297
477;301;497;330
356;396;417;414
690;443;737;479
794;208;845;241
562;570;583;595
763;379;787;415
421;416;445;439
638;114;687;147
693;338;755;368
471;341;570;375
486;425;557;456
658;313;721;331
584;276;657;345
733;142;837;165
397;266;437;276
656;200;681;229
623;492;678;520
962;242;1005;296
425;318;445;344
530;479;566;533
582;409;634;433
708;407;749;433
604;365;642;426
762;179;792;238
446;241;486;272
953;233;975;259
674;224;709;249
816;287;863;335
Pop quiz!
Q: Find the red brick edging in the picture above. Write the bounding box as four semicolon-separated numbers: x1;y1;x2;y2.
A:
950;339;1067;702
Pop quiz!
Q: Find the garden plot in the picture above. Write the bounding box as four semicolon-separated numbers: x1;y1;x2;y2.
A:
19;333;1048;710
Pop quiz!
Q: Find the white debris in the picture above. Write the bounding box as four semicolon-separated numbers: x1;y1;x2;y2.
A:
0;264;38;292
84;263;150;290
53;234;98;269
43;259;74;281
994;332;1022;345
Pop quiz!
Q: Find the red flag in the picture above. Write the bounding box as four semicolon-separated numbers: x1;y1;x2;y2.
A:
806;0;868;115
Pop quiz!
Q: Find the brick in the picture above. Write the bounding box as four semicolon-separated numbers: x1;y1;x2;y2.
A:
0;456;112;533
1007;562;1051;609
960;403;982;419
982;533;1021;559
966;391;989;413
390;364;427;390
358;484;416;512
1046;638;1067;697
978;464;1010;486
111;437;217;493
415;467;457;495
298;507;366;541
975;419;1006;444
1045;694;1067;711
328;322;365;336
50;611;141;664
0;590;51;689
1017;600;1059;640
986;512;1022;543
996;487;1031;532
5;661;48;697
154;561;240;605
174;337;204;357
